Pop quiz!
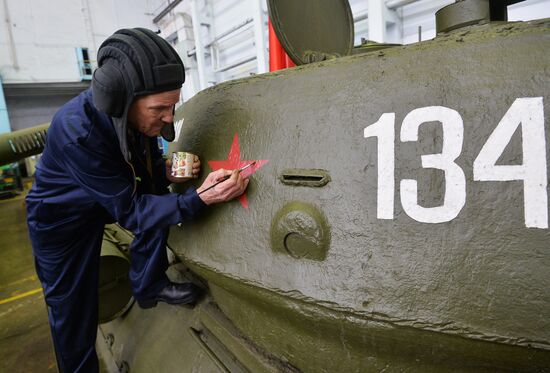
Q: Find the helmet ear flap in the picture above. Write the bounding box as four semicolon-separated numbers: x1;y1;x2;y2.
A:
91;63;127;118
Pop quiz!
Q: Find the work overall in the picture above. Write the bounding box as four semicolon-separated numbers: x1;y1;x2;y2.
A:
26;89;205;372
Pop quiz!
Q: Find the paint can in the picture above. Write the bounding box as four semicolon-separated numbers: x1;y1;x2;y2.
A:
171;151;194;178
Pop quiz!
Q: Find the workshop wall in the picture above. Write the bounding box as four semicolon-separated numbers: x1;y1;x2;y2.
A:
0;0;157;83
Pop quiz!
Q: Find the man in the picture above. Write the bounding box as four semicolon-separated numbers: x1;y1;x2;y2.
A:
25;28;248;372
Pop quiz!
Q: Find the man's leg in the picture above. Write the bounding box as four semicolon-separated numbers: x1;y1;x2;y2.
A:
129;227;203;308
30;224;103;373
129;227;170;301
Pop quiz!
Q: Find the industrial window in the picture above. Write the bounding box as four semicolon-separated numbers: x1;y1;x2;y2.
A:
76;47;93;80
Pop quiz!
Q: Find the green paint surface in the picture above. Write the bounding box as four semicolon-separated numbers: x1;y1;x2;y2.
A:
270;201;330;261
167;18;550;372
99;264;292;372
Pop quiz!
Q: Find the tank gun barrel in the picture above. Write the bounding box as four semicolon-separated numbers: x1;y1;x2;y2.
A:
0;124;50;166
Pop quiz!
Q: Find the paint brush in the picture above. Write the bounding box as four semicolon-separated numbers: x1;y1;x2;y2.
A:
198;161;256;195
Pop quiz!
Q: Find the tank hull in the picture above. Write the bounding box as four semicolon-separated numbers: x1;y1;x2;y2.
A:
167;18;550;371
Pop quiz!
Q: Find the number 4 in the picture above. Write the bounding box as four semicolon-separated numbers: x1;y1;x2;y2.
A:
473;97;547;228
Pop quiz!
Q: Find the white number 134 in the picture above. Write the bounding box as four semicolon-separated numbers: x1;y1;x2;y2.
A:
363;97;547;228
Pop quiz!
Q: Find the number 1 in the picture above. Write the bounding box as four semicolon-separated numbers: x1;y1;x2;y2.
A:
364;113;395;219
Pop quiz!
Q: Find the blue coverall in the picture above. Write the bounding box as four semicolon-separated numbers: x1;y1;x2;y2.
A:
26;88;205;372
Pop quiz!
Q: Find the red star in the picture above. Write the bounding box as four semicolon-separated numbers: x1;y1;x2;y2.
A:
207;133;269;209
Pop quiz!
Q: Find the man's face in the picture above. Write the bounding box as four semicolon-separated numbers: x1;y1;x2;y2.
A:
127;89;180;137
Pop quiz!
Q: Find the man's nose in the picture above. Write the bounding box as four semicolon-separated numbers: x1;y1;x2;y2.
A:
162;109;174;123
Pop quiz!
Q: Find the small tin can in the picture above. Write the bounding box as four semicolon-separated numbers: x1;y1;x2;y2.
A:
171;152;195;178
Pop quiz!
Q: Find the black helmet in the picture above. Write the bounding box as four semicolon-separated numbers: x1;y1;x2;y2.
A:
92;28;184;117
92;28;184;159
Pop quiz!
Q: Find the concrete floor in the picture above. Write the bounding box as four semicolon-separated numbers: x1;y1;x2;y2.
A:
0;194;57;372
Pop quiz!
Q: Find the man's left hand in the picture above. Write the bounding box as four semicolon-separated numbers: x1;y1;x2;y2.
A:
166;155;201;183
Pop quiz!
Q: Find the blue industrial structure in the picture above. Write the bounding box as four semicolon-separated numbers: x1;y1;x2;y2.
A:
0;77;11;134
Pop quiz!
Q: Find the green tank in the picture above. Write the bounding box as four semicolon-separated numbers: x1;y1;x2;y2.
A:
12;1;540;371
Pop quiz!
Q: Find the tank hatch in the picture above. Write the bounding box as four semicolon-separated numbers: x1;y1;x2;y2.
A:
436;0;526;34
267;0;354;65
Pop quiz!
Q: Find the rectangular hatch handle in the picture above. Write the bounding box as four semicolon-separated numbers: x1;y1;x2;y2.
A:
280;169;330;187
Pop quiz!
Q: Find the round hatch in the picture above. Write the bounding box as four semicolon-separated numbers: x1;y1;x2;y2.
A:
98;236;133;324
267;0;354;65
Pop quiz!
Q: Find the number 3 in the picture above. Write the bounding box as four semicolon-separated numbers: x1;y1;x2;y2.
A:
400;107;466;223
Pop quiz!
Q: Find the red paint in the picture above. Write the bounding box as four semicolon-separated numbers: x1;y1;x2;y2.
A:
208;134;269;209
269;19;294;71
285;54;296;68
268;19;285;71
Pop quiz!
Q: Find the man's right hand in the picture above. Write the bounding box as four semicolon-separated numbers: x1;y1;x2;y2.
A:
196;168;249;205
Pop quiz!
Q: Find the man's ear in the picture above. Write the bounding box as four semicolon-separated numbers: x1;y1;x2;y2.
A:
92;63;127;117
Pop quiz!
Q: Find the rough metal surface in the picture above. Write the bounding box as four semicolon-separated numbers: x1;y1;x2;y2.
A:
168;18;550;371
270;201;330;261
436;0;492;33
435;0;528;33
98;264;292;372
98;265;225;373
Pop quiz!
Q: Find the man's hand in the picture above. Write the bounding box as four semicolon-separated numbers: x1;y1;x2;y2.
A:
196;168;249;205
166;155;201;183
